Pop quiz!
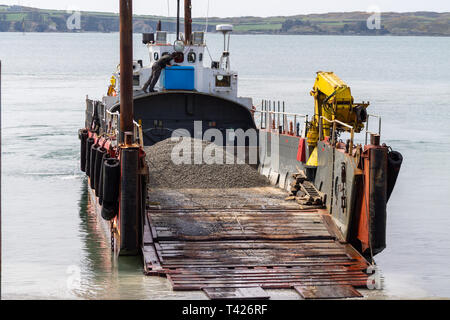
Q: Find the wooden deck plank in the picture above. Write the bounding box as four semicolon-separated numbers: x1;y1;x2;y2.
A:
143;206;368;298
294;284;363;299
203;287;270;300
172;280;368;291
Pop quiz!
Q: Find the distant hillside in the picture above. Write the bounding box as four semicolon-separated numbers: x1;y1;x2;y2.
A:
1;5;449;36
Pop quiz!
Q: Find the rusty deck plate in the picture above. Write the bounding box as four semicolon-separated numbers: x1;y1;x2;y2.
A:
294;284;363;299
143;207;369;299
203;287;270;300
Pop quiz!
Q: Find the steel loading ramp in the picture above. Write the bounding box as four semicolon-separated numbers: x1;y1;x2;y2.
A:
142;199;369;299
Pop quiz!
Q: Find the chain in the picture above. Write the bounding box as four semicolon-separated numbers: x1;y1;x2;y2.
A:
110;223;115;252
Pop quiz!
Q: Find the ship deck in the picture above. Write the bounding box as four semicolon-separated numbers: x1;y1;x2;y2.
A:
142;187;370;299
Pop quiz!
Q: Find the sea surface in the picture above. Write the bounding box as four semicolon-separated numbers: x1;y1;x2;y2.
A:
1;32;450;299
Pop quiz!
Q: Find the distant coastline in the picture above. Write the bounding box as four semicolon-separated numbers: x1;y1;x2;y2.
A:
1;5;449;36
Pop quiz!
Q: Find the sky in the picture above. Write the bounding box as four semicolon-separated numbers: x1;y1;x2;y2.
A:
3;0;450;17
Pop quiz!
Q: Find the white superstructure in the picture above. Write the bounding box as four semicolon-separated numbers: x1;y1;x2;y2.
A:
104;27;253;109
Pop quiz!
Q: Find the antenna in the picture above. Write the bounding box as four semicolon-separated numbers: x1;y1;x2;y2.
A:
216;24;233;52
216;24;233;71
205;0;210;33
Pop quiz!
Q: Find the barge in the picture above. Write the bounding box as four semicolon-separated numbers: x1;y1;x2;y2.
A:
78;0;402;299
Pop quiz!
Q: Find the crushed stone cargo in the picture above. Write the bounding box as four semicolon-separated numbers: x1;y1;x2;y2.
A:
144;138;269;189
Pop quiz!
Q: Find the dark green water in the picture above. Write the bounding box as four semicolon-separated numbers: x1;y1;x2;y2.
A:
1;32;450;299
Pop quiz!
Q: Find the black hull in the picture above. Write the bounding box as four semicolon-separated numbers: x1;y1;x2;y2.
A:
111;91;257;146
82;91;399;259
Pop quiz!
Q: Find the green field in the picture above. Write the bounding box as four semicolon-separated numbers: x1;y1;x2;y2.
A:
0;5;449;36
233;23;283;32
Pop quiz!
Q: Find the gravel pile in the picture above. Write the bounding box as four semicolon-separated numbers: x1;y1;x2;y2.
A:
144;138;269;189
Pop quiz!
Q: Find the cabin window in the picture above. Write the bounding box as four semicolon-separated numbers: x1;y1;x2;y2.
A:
155;31;167;44
211;61;220;69
199;53;203;62
188;52;196;63
193;32;205;45
153;52;159;61
215;75;231;87
133;75;140;86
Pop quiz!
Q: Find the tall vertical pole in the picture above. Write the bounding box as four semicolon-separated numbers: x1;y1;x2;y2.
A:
119;0;140;256
120;0;134;142
184;0;192;44
0;61;2;296
176;0;180;40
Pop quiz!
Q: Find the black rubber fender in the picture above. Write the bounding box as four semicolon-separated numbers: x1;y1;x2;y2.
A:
387;150;403;201
368;147;388;255
98;154;111;206
94;147;107;196
85;137;95;177
103;158;121;204
101;204;118;221
102;158;120;221
79;129;88;172
90;144;100;189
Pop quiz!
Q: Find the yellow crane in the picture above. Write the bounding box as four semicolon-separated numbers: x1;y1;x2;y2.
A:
306;72;369;150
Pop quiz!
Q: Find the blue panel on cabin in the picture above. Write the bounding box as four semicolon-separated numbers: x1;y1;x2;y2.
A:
163;66;195;90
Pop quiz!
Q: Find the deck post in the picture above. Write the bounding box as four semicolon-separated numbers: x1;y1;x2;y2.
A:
277;101;280;131
260;100;263;129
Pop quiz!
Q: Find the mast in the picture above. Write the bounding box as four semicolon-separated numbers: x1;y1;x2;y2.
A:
176;0;180;40
0;61;2;295
119;0;134;142
119;0;140;256
184;0;192;44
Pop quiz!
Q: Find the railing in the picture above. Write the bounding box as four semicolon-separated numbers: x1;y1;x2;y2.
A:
365;114;382;145
133;120;144;148
256;100;309;137
105;109;144;148
319;116;355;154
106;110;120;137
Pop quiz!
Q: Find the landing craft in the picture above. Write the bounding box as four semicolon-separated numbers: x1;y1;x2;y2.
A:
79;0;403;299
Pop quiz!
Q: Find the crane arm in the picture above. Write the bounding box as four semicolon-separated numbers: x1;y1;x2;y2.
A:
307;72;369;149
